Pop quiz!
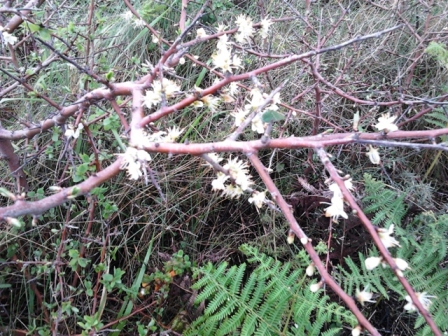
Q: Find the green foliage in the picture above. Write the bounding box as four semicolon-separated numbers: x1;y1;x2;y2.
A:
185;244;356;336
335;177;448;335
362;174;408;228
425;42;448;68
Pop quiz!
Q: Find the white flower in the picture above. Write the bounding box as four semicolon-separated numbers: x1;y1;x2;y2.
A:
223;156;253;190
287;231;295;244
394;258;409;271
217;23;227;33
310;282;322;292
352;326;362;336
366;145;381;165
404;292;435;312
329;183;343;198
120;147;151;180
324;196;348;222
133;18;146;28
152;34;159;43
196;28;208;38
1;31;17;45
248;191;266;209
259;17;273;39
212;172;228;191
143;78;180;108
235;15;254;43
65;123;84;139
378;225;401;249
251;115;265;134
375;113;398;133
305;263;315;277
201;95;220;112
365;256;382;270
344;178;354;191
356;288;375;306
222;184;244;199
230;109;249;127
228;82;239;97
248;88;264;109
164;126;184;143
179;57;185;65
121;11;133;22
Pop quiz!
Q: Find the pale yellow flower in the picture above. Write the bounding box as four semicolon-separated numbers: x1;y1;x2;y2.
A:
356;288;375;306
222;184;244;199
259;17;273;39
196;28;208;38
164;126;184;143
201;94;221;112
287;232;295;244
248;191;266;208
212;172;229;191
352;326;362;336
133;18;145;28
365;256;382;270
120;147;151;180
121;11;133;22
1;26;17;45
367;145;381;164
251;115;265;134
394;258;409;271
378;225;401;249
231;108;249;127
310;282;322;292
404;292;435;312
375;113;398;133
235;14;254;43
306;263;315;277
324;196;348;222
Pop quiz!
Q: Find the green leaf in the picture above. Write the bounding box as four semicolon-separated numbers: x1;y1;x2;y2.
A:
39;29;52;42
262;110;285;123
28;23;41;33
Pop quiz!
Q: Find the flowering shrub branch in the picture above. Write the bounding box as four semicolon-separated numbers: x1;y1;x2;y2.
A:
1;1;446;335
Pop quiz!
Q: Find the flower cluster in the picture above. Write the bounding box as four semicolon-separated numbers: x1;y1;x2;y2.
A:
119;147;152;180
235;15;254;43
143;78;180;108
211;156;254;199
212;34;242;74
0;26;17;45
259;18;273;39
323;180;352;223
64;123;84;139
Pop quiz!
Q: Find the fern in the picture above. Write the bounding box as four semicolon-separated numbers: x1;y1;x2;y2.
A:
335;177;448;335
185;245;356;336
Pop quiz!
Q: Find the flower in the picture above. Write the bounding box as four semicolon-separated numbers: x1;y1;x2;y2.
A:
251;115;265;134
222;184;244;199
120;147;151;180
305;263;315;277
248;88;264;109
378;225;401;249
365;256;382;270
287;231;295;244
324;196;348;222
152;34;159;43
352;326;362;336
356;288;375;306
394;258;409;271
235;15;254;43
310;282;322;292
133;18;146;28
65;123;84;139
228;82;239;97
366;145;381;165
143;78;180;108
223;156;253;190
212;172;229;191
201;95;220;112
375;113;398;133
259;17;273;38
121;11;133;22
1;26;17;45
196;28;208;38
404;292;435;312
164;126;184;143
248;191;266;208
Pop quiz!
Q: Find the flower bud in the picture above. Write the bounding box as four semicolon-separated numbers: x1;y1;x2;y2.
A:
306;263;315;277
